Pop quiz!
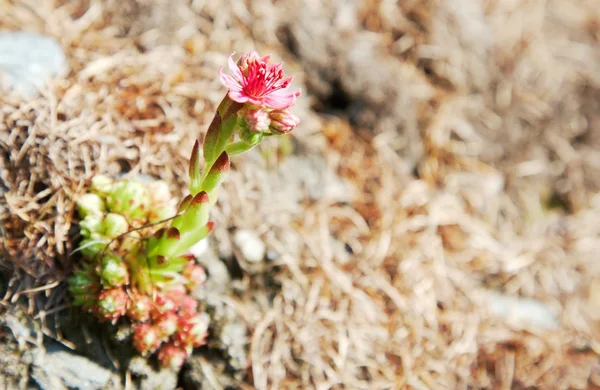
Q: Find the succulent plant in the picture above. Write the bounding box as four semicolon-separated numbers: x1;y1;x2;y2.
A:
68;51;300;369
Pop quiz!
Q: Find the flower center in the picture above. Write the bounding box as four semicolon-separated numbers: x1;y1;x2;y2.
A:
244;61;283;98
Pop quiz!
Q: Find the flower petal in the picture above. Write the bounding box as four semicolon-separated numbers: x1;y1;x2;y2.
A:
247;96;265;107
228;90;250;104
227;52;244;83
263;90;300;109
219;69;243;91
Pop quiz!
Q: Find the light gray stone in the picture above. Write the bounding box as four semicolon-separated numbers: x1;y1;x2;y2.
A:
129;356;178;390
31;348;120;390
0;31;68;97
488;292;559;330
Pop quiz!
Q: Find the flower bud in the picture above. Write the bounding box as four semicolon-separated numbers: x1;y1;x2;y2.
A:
174;312;210;348
127;292;152;322
268;109;299;134
100;253;129;288
182;263;206;291
133;324;161;355
157;343;188;371
77;193;105;218
155;312;179;339
244;109;270;133
102;213;129;238
96;288;128;323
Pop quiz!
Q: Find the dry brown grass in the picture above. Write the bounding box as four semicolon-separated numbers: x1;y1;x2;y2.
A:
1;0;600;388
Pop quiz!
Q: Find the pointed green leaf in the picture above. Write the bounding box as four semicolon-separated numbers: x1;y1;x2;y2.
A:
201;152;230;193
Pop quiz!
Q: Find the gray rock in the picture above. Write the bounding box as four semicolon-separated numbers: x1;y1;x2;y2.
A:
129;356;178;390
0;31;68;97
183;355;232;390
193;243;231;296
30;347;120;390
0;340;29;390
203;295;248;374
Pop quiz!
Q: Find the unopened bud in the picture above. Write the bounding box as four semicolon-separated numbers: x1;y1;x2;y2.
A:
269;109;299;134
244;109;270;132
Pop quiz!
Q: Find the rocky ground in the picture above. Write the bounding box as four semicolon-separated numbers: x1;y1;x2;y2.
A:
1;0;600;389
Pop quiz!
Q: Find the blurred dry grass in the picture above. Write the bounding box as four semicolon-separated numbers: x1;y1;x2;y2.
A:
1;0;600;388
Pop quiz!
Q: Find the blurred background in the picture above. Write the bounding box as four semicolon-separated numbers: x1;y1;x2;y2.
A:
1;0;600;388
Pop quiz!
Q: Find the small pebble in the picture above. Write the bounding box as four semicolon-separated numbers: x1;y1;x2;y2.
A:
233;229;265;263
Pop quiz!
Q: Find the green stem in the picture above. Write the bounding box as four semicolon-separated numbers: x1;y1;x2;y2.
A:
225;141;256;156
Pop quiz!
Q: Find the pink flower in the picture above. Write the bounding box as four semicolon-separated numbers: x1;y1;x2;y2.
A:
219;52;301;110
